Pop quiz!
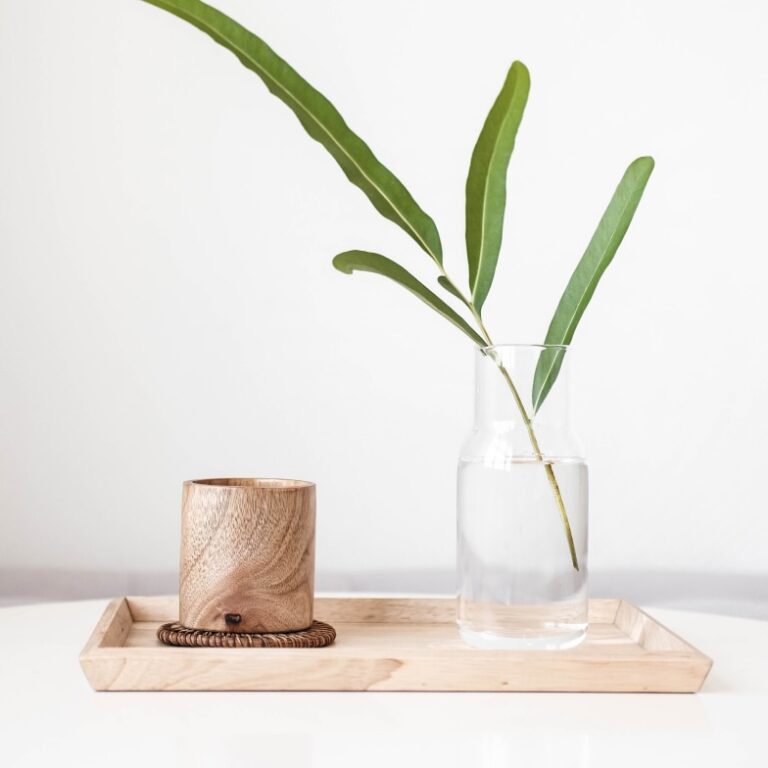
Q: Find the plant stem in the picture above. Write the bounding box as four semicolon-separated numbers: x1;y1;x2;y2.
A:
486;352;579;571
439;269;580;571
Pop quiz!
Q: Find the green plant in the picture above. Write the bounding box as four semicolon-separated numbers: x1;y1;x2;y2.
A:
141;0;654;570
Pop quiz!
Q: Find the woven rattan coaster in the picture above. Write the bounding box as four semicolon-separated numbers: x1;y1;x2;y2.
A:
157;620;336;648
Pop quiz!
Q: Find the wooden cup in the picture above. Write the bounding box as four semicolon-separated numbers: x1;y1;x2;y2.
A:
179;478;316;633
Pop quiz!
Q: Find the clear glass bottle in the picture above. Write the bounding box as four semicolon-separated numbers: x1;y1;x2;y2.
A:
457;344;588;650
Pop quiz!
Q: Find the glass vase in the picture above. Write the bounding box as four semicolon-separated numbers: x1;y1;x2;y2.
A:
457;344;588;650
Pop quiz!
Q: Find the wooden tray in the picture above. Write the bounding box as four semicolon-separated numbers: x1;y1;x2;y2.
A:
80;596;712;692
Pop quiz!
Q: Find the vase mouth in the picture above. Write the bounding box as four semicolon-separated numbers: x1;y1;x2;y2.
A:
481;343;569;353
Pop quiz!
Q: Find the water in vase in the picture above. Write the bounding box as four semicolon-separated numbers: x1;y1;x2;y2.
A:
457;457;589;650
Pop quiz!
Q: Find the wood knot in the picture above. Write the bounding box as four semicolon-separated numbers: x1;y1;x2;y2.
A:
224;613;242;625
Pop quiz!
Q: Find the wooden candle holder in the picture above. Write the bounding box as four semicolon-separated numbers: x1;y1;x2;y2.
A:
179;478;315;633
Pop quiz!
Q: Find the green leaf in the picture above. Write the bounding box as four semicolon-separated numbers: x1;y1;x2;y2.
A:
140;0;443;264
465;61;530;313
333;251;485;346
532;156;655;412
437;275;474;311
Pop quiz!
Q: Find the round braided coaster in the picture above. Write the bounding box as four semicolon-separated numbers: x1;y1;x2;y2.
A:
157;620;336;648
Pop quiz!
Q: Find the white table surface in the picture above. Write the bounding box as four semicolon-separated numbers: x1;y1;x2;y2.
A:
1;599;766;768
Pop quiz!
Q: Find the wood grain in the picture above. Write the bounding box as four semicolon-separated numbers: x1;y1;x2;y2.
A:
80;596;713;693
180;478;315;633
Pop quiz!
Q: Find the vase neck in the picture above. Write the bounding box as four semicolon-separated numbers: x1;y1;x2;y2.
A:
473;345;581;458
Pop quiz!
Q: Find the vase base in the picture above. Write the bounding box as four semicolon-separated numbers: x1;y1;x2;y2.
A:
458;622;587;651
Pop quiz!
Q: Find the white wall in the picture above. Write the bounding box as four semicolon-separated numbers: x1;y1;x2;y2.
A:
1;0;767;598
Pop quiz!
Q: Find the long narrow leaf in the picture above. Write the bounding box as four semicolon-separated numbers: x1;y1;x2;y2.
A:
437;275;474;312
141;0;443;263
465;61;530;312
532;156;655;412
333;251;485;346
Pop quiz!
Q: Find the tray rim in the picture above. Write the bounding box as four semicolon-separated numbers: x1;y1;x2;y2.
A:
80;595;713;693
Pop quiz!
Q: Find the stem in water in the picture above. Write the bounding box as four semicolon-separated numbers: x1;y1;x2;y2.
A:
491;356;579;571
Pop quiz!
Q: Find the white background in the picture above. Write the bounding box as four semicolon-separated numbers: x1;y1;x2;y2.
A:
1;0;766;603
